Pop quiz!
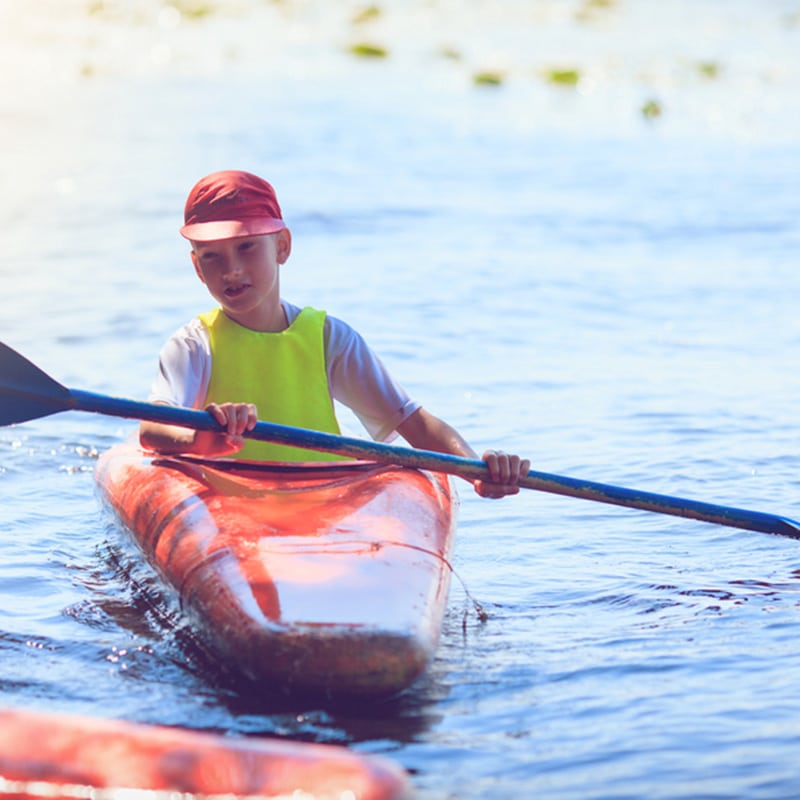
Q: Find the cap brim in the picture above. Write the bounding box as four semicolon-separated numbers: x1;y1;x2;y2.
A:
180;217;286;242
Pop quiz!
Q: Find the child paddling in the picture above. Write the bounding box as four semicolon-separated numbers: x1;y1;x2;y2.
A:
140;170;530;498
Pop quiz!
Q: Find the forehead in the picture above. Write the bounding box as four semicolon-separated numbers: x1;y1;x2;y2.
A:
192;234;270;252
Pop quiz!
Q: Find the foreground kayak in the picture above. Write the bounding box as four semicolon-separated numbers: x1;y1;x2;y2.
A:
96;441;457;696
0;706;410;799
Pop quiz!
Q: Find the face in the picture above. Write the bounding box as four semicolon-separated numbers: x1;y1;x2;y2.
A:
191;230;292;331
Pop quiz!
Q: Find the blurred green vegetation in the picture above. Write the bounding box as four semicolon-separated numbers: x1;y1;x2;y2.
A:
348;42;389;58
473;71;504;86
79;0;756;129
352;5;382;24
696;61;721;79
641;99;663;120
544;68;581;86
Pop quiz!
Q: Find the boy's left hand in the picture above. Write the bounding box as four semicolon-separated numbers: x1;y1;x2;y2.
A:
474;450;530;499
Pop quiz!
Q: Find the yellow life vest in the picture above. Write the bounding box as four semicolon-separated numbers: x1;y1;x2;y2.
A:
198;306;344;462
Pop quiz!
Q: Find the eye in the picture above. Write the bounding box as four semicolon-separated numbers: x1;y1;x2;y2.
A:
198;250;219;265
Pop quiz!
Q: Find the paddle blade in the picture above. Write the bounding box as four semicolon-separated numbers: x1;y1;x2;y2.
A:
0;342;73;425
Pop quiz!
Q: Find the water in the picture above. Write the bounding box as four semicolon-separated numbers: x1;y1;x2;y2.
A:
2;1;800;797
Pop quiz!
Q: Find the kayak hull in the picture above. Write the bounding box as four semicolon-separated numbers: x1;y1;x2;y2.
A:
96;442;457;696
0;707;411;799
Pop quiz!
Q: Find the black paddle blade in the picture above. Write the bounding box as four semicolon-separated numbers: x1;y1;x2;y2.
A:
0;342;73;425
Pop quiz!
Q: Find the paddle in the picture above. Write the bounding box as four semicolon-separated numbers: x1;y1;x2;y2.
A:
2;340;798;539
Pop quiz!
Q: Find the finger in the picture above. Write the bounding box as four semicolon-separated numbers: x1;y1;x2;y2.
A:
474;480;520;499
194;430;244;457
245;404;258;431
225;403;252;436
481;449;504;483
223;434;246;452
235;404;258;435
204;403;227;427
228;405;246;435
493;453;512;484
215;403;235;435
228;403;258;435
507;454;521;480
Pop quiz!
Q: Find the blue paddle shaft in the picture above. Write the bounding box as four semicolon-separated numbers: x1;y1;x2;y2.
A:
69;389;800;539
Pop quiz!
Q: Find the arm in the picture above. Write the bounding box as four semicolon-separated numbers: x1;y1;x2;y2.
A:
396;407;530;499
322;316;529;496
140;324;260;457
139;402;257;457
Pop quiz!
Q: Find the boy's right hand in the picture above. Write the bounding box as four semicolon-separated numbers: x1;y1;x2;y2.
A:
197;401;258;457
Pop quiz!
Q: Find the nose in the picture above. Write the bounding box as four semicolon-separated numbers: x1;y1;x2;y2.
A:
222;254;244;280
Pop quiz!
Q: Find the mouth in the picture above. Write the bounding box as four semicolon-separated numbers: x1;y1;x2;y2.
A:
224;284;250;299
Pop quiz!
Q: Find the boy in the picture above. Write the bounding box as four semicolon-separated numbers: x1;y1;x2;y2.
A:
140;170;529;498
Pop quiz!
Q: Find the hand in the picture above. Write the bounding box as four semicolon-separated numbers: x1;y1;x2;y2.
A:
474;450;530;499
196;401;258;457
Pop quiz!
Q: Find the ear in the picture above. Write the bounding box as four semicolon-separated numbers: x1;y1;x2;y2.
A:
190;250;206;284
276;228;292;265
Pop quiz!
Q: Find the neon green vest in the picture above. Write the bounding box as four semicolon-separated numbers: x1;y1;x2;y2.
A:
198;306;344;462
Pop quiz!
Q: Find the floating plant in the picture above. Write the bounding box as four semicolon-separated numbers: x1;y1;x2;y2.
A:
544;68;581;86
348;42;388;58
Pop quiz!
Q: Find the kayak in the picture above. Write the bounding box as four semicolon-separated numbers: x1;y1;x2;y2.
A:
0;706;411;799
95;441;457;696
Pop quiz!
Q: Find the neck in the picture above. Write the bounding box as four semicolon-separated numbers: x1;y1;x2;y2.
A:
223;300;288;333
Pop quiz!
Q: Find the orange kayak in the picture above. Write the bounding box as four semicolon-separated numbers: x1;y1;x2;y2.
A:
0;706;411;799
95;441;457;696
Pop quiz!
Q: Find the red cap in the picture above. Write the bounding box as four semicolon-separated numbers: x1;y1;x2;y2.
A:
180;170;286;242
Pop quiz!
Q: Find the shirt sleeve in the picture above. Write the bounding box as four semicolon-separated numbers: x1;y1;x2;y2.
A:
147;319;212;409
323;312;420;442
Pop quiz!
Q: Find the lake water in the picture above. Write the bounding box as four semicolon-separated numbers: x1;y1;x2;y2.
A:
1;1;800;798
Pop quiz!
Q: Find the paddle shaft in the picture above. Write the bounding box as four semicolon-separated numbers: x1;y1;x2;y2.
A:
68;388;800;539
3;340;795;537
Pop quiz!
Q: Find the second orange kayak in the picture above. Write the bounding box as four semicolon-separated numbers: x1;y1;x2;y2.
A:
0;706;410;799
96;441;457;696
